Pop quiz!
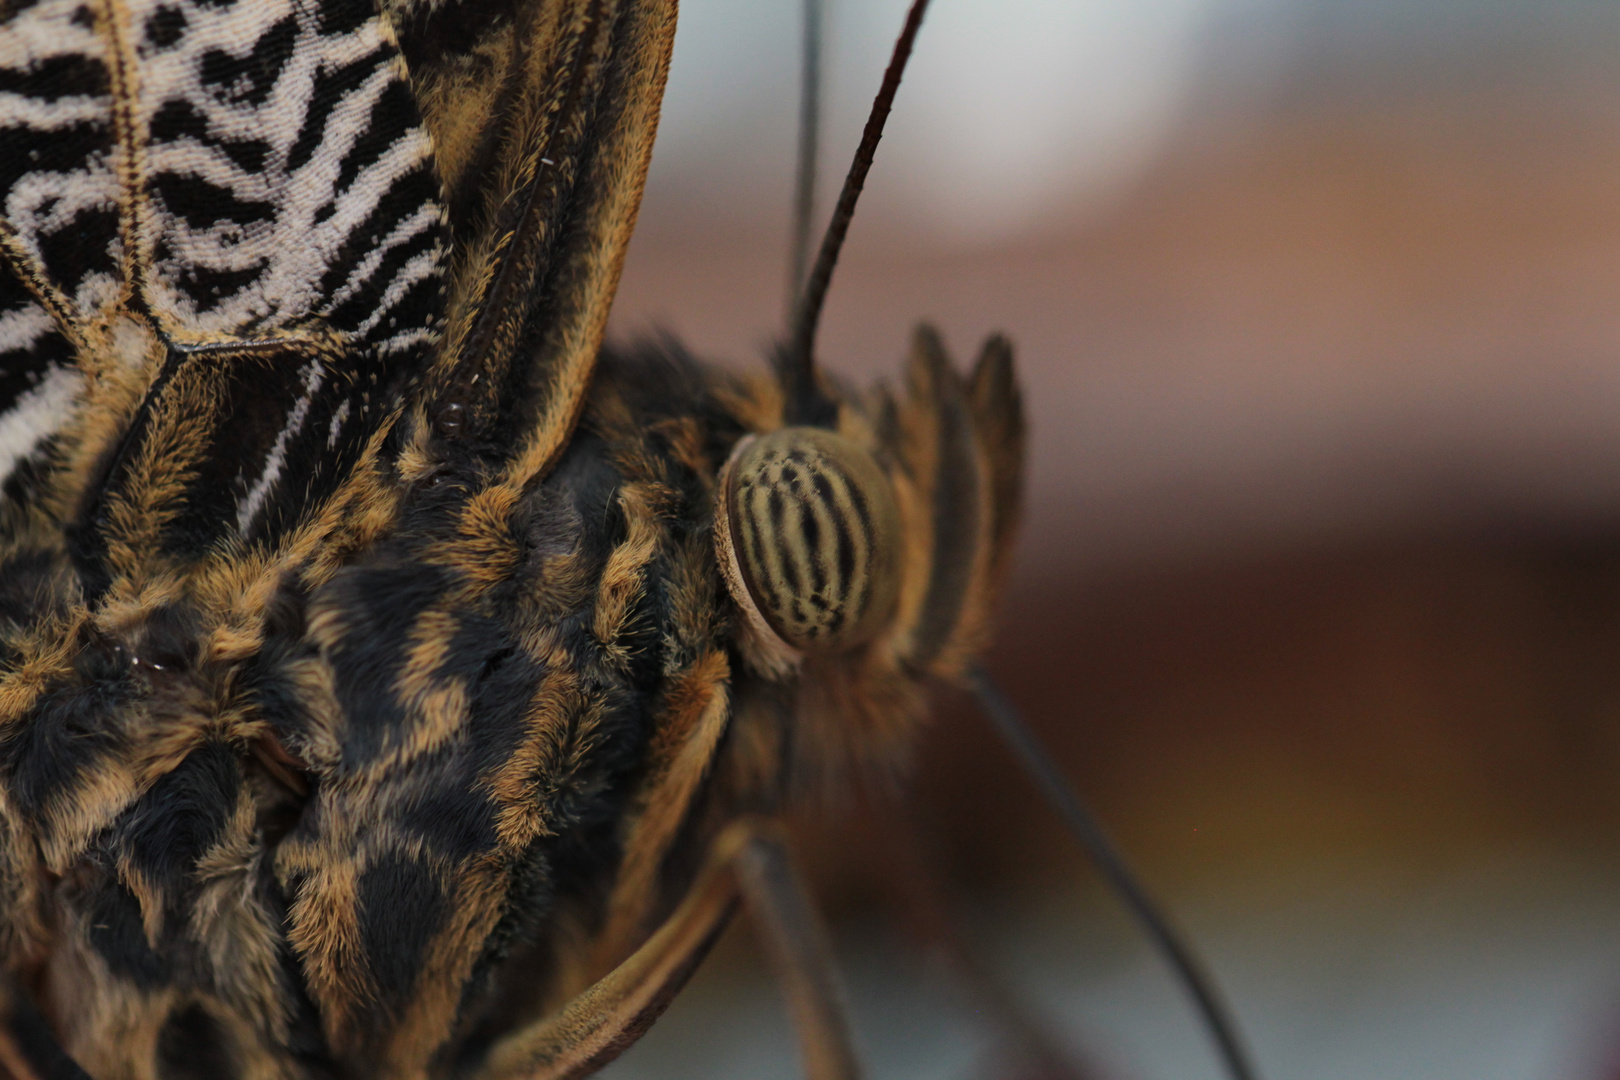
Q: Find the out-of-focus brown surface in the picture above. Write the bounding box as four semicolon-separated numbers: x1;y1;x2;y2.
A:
928;537;1620;885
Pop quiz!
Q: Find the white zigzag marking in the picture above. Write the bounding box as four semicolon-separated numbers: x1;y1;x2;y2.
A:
0;363;80;494
0;299;55;352
0;0;117;326
139;0;441;345
357;247;444;347
0;92;106;129
324;196;442;315
326;398;351;450
0;0;102;68
235;357;323;533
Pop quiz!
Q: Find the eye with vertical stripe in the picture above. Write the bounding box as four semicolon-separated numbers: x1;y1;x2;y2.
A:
716;427;901;654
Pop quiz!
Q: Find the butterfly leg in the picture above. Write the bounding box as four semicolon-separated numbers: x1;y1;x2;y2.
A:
473;816;864;1080
731;820;865;1080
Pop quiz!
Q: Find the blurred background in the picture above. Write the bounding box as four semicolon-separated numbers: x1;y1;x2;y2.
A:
600;1;1620;1077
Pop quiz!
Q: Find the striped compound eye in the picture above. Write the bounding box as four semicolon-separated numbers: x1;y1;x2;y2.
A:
717;427;901;654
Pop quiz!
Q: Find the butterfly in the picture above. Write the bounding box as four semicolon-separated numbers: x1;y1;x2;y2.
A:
0;0;1272;1075
0;0;1048;1075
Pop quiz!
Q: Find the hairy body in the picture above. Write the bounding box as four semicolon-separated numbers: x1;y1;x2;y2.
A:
0;334;1021;1078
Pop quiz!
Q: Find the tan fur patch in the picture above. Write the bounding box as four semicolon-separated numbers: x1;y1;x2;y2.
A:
596;649;730;966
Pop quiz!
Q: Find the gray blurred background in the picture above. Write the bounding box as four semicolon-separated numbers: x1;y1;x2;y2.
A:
600;2;1620;1077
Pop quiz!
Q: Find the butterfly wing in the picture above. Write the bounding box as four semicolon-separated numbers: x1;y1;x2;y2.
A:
390;0;675;486
0;0;449;581
0;0;668;578
0;0;676;1075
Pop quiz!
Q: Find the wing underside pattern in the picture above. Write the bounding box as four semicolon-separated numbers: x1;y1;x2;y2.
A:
0;0;685;1075
0;269;78;503
0;0;449;547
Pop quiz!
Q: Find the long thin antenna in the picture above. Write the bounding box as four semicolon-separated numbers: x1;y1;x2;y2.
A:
966;666;1263;1080
786;0;822;321
784;0;930;419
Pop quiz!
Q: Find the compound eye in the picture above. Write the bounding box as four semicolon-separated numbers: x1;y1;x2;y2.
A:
718;427;901;653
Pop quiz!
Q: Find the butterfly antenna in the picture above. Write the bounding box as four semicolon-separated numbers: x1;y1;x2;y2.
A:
966;666;1264;1080
786;0;822;320
784;0;931;422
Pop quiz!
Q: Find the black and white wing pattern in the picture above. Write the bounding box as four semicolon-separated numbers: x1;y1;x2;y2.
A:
0;0;681;1075
0;266;77;505
0;0;448;558
0;0;108;507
